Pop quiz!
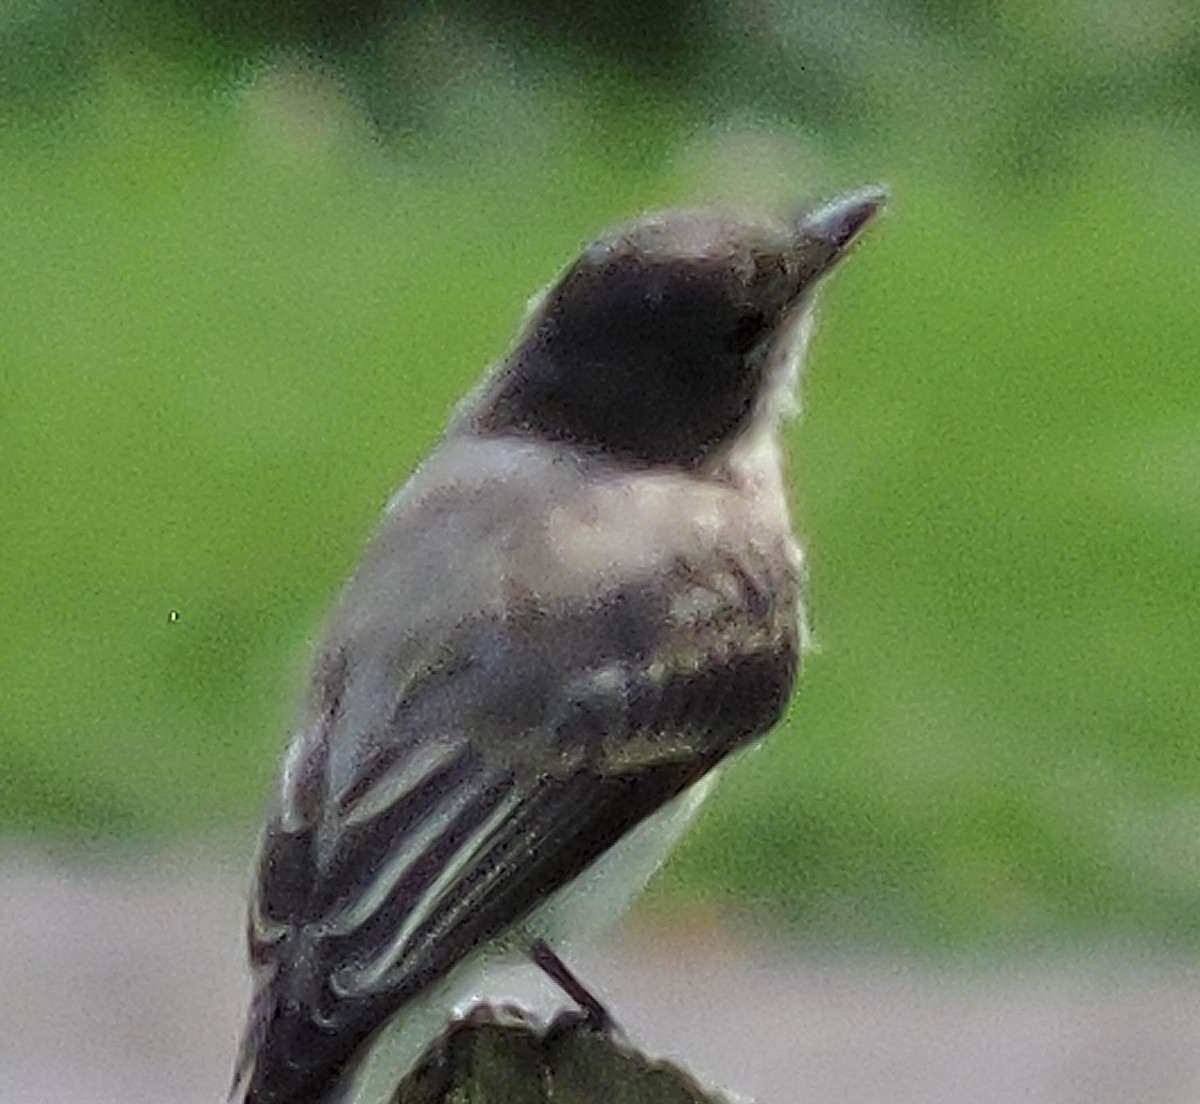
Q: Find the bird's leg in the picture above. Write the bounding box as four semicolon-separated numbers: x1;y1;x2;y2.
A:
527;938;618;1034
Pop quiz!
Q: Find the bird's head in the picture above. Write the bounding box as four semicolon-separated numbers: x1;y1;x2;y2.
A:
470;186;887;469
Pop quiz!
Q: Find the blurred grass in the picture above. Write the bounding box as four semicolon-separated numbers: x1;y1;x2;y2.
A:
3;70;1200;950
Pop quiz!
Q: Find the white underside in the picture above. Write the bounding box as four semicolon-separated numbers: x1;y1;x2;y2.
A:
345;768;721;1104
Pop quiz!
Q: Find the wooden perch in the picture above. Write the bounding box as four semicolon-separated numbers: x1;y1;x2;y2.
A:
391;1003;735;1104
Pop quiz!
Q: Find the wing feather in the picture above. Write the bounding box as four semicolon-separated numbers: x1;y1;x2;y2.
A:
234;450;802;1104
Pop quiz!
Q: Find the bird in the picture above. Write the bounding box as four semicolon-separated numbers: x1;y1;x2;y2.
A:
228;185;887;1104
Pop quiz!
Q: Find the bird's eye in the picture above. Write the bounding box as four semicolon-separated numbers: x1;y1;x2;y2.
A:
729;311;769;354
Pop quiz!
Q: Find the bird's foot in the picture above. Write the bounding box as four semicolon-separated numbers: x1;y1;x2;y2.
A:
527;938;624;1039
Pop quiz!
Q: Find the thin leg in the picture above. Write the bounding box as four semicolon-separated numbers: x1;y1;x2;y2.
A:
527;938;617;1033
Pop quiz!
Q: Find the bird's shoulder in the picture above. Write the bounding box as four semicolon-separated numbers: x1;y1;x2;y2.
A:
342;430;801;623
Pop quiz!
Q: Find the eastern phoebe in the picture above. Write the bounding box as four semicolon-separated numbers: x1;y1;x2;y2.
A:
229;186;887;1104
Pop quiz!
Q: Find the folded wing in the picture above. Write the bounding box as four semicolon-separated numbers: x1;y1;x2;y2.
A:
233;517;801;1104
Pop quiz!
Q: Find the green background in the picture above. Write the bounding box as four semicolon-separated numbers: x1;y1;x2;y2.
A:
3;1;1199;953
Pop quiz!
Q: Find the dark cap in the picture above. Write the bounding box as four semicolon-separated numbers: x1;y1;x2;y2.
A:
471;187;888;468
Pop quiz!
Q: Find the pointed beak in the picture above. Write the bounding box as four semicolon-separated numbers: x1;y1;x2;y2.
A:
791;184;888;287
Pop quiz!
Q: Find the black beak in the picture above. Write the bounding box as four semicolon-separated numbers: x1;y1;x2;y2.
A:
792;184;888;287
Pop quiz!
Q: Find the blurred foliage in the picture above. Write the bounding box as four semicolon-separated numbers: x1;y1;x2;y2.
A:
2;1;1200;953
4;0;1200;171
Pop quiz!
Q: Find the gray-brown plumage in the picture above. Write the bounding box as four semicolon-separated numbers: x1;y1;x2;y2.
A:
230;186;886;1104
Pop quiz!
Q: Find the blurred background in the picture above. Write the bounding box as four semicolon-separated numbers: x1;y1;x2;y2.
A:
3;0;1200;1101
